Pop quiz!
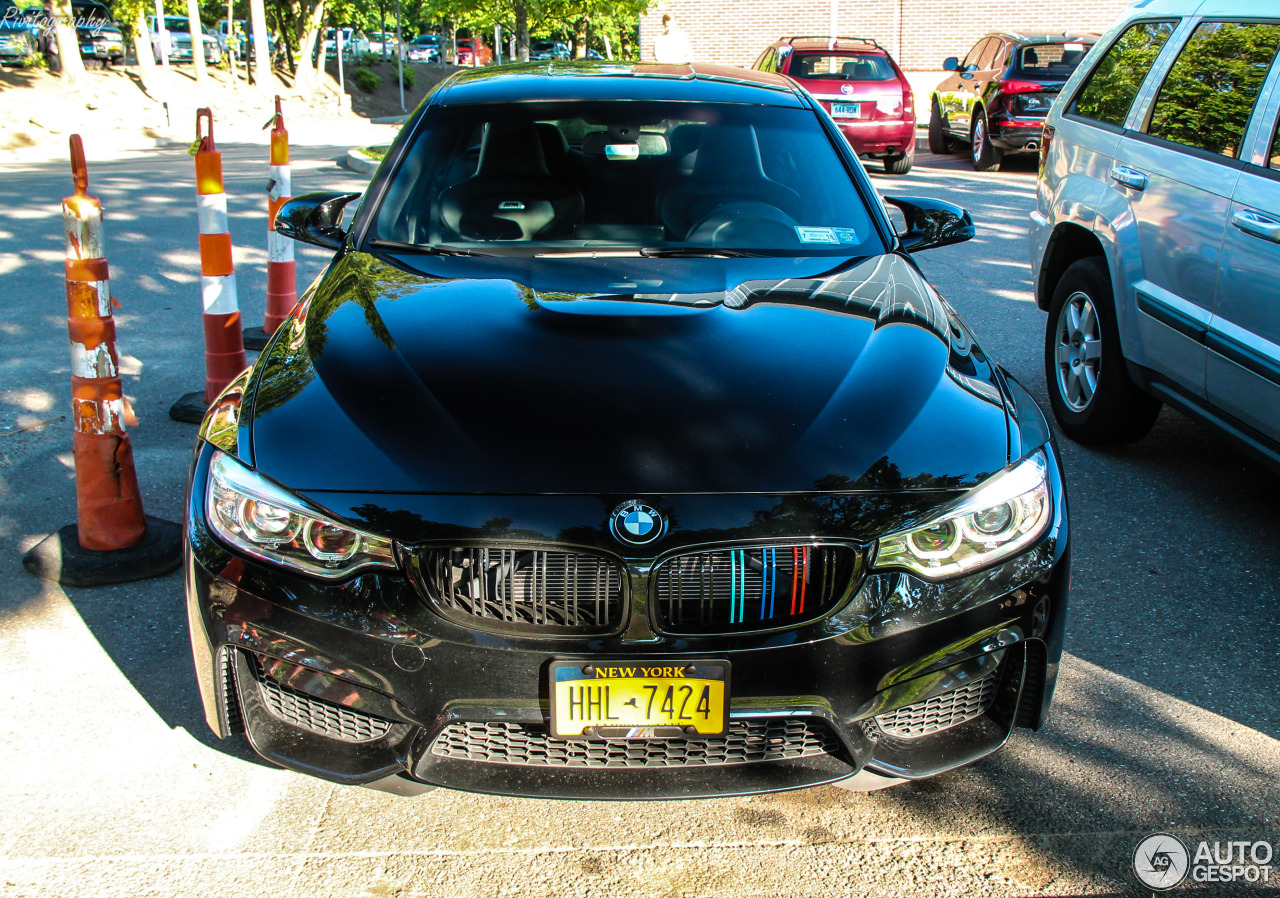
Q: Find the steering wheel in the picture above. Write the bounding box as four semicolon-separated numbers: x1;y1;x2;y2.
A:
684;201;801;249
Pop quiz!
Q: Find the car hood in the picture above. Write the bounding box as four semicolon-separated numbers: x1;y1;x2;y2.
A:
248;251;1011;495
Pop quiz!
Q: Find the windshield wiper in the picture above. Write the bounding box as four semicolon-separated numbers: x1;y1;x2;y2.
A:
638;247;764;258
368;239;487;257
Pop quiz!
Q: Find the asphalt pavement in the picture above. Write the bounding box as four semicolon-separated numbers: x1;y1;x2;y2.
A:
0;131;1277;898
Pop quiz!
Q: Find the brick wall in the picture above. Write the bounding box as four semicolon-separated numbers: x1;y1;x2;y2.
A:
639;0;1130;71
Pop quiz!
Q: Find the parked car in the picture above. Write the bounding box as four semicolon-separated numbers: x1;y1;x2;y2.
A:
149;15;221;65
323;26;369;59
930;31;1097;171
405;33;439;63
753;36;916;174
0;1;38;66
366;30;401;57
455;35;491;65
25;0;124;67
1031;1;1280;470
184;61;1068;798
530;39;568;60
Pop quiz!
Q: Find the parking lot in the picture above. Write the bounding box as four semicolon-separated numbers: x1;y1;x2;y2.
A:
1;132;1278;897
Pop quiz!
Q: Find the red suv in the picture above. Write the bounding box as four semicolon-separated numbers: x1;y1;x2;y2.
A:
753;36;916;174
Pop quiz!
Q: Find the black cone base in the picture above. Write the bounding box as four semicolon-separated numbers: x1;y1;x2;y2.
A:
23;516;183;587
169;391;208;424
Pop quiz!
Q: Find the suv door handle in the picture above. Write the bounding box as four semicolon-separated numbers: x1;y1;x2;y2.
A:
1231;209;1280;243
1109;165;1148;191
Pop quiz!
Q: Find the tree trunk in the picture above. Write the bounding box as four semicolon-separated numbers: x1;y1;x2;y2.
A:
573;16;587;58
250;0;272;93
131;11;158;89
515;3;528;62
293;0;325;93
603;33;612;60
621;30;632;60
186;0;206;82
50;0;85;85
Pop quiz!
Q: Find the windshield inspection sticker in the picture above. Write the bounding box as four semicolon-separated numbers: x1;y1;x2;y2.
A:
795;227;840;244
832;228;859;243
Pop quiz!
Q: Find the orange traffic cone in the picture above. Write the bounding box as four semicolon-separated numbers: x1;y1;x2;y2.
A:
24;135;182;586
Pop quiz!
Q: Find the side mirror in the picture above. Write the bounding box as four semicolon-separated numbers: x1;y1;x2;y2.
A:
942;56;959;71
275;191;361;250
883;196;975;253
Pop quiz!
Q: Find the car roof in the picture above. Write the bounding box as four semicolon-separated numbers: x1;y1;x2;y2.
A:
432;61;805;107
775;36;887;55
983;32;1099;45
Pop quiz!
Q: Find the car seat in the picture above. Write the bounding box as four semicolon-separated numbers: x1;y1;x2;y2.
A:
439;121;584;240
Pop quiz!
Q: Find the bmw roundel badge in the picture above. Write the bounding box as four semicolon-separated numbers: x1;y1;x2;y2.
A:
609;500;667;547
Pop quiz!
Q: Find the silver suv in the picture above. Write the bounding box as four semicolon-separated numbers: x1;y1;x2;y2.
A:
1030;0;1280;468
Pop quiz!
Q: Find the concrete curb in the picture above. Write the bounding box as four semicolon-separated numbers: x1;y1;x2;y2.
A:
345;147;381;175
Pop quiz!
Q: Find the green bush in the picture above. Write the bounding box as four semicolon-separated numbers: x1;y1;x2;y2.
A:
354;51;379;67
353;66;383;93
362;145;389;160
399;64;416;90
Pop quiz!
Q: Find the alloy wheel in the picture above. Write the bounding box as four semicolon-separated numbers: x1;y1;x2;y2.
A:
1053;290;1102;411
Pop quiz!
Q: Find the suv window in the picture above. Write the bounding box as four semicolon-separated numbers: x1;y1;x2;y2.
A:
961;38;991;72
791;53;894;80
1012;41;1089;78
979;39;1004;71
1146;21;1280;159
1071;21;1177;127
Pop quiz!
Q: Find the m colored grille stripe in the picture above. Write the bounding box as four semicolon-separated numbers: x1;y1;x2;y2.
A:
653;544;856;634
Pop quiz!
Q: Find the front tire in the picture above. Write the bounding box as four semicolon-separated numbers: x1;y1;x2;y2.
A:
928;99;953;154
970;110;1003;172
1044;257;1160;444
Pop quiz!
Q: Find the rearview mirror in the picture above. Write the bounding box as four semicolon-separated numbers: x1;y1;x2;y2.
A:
883;196;975;253
275;192;362;250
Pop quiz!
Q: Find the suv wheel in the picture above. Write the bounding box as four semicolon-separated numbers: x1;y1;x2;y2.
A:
1044;257;1161;444
970;111;1003;172
928;100;953;155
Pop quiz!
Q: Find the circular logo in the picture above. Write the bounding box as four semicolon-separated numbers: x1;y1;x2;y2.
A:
1133;833;1190;891
609;500;667;547
840;83;853;95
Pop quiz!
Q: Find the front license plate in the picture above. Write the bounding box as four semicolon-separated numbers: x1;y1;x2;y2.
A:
831;103;861;118
550;660;729;738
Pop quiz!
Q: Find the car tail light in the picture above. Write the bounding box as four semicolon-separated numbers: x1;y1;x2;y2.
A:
1001;80;1045;94
1039;125;1054;174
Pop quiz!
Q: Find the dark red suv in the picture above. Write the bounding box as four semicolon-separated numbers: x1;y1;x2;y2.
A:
753;36;917;174
928;32;1097;171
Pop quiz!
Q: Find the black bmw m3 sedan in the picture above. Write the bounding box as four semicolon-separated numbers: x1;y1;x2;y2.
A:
184;61;1069;798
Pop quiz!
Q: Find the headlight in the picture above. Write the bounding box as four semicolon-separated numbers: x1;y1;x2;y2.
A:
873;452;1051;580
205;450;396;579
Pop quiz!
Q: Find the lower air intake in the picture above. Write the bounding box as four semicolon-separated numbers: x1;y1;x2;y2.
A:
245;652;394;743
875;673;999;739
430;718;842;768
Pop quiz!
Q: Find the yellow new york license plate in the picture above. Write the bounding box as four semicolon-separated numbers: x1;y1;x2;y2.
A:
549;660;730;738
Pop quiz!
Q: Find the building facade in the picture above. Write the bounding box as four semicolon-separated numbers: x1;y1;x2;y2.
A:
639;0;1131;71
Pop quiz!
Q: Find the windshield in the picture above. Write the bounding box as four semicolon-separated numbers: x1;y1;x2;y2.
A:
371;99;880;258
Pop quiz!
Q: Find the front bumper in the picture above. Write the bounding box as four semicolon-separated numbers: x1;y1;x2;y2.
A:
185;443;1068;799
